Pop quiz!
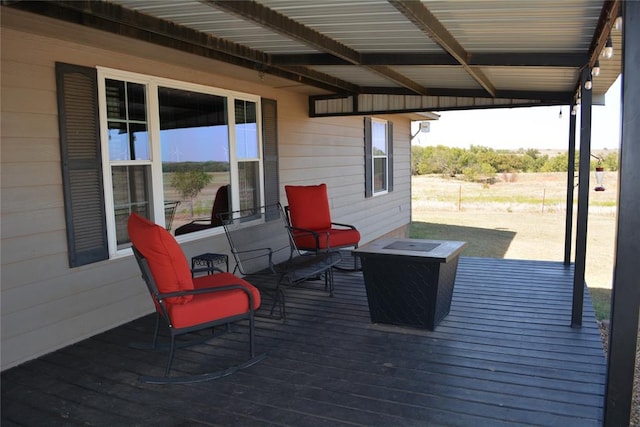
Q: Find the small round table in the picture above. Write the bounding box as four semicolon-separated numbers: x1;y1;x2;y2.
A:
191;253;229;274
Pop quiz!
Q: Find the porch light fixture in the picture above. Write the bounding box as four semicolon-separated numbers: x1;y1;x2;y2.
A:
592;60;600;77
584;78;592;90
614;11;623;31
603;37;613;59
571;105;578;115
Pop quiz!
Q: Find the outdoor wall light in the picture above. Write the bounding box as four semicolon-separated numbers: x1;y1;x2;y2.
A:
571;105;578;115
592;60;601;77
603;37;613;59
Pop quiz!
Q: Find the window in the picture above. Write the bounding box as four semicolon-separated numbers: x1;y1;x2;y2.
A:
56;63;279;267
364;117;393;197
98;69;264;255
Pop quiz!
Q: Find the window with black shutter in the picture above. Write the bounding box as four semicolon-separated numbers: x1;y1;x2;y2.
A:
364;117;393;198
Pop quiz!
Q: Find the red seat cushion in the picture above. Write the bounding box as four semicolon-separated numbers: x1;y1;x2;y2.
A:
128;213;194;304
293;228;361;250
285;184;332;230
168;273;261;329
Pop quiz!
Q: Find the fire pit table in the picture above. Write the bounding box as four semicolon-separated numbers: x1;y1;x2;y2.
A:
353;238;467;330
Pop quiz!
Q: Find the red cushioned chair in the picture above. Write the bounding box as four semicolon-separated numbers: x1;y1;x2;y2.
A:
285;183;360;270
128;212;264;384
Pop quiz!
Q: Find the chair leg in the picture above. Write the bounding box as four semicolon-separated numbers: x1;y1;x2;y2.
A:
152;312;161;348
249;311;255;358
165;334;176;376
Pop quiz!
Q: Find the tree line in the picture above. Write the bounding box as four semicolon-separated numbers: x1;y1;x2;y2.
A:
411;145;618;182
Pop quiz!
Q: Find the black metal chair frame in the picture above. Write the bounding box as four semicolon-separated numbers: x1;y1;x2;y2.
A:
131;247;265;384
222;204;341;321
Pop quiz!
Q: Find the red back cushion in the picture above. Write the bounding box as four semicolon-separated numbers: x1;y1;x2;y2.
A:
285;184;332;230
128;213;193;304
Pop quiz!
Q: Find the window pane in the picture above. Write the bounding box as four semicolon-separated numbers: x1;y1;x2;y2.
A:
106;79;149;161
107;122;149;161
112;165;151;247
158;87;231;233
372;121;387;155
235;100;258;159
127;82;146;121
238;161;259;213
105;79;126;120
374;158;387;192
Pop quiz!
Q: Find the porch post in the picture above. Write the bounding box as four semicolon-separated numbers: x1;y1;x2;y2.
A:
563;100;577;265
604;2;640;424
571;67;592;328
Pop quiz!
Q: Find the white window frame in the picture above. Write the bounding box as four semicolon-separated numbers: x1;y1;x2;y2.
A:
97;67;264;257
371;117;389;196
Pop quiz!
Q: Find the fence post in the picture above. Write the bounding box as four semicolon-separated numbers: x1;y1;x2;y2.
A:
541;187;546;213
458;184;462;212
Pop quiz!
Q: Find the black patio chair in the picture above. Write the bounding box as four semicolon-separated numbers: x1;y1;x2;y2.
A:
221;204;341;320
128;212;265;384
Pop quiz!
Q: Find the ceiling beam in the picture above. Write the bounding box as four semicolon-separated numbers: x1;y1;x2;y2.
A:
3;0;359;95
271;52;588;67
587;0;620;68
389;0;497;97
206;0;431;96
315;87;572;102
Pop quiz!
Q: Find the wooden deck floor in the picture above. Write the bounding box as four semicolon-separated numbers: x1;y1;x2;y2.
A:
2;257;606;426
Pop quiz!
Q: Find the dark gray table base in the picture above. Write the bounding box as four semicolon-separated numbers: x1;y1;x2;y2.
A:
353;238;466;331
359;255;459;330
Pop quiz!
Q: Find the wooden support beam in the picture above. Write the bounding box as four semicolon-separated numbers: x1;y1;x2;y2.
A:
389;0;497;97
572;68;593;328
207;0;430;95
604;2;640;424
271;52;587;67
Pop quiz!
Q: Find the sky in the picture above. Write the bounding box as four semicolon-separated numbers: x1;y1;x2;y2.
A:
413;76;621;151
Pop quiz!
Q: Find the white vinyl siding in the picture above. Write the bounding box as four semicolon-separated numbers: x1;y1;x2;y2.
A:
0;10;411;371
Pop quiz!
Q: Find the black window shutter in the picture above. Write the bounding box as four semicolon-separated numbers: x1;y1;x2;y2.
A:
364;116;373;198
387;120;394;192
55;62;108;267
261;98;279;220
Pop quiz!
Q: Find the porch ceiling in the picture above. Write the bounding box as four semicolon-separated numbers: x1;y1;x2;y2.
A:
4;0;622;115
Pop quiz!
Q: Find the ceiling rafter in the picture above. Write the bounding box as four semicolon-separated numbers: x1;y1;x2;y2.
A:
205;0;431;96
388;0;497;97
587;0;620;68
3;0;360;95
271;52;588;67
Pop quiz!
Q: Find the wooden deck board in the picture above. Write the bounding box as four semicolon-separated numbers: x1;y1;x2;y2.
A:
2;257;606;426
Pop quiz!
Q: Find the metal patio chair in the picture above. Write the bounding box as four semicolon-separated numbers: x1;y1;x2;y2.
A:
128;212;265;384
285;183;361;270
221;204;342;320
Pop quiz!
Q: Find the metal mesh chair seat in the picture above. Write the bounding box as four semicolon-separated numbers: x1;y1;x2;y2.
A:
222;204;341;320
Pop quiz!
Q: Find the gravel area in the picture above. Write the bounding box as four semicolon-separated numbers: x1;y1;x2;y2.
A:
599;320;639;426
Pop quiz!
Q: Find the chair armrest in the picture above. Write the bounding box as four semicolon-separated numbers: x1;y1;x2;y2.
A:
331;222;358;231
158;283;257;308
287;225;329;248
185;218;212;225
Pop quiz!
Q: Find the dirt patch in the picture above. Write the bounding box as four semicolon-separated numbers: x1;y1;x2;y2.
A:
412;173;617;290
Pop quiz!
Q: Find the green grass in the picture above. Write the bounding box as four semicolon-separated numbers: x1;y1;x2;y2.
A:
589;288;612;321
411;221;612;320
411;172;617;321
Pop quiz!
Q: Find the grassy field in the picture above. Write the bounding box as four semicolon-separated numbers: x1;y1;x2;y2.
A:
411;172;617;320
